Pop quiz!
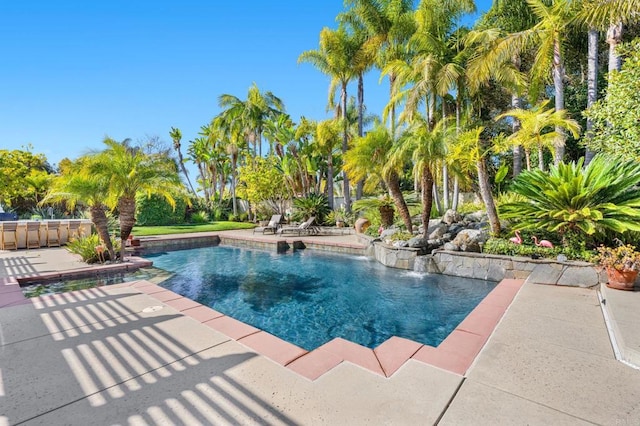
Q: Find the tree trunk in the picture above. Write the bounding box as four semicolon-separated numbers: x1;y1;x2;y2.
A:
90;204;115;261
476;157;500;235
389;74;397;136
511;94;523;177
341;82;351;212
421;166;434;238
176;150;197;196
231;158;238;216
327;155;334;210
379;204;394;227
386;171;412;233
433;183;443;215
525;149;531;171
117;195;137;261
452;176;460;211
607;22;623;73
585;28;599;165
538;145;545;171
553;39;566;165
356;72;365;201
442;165;449;210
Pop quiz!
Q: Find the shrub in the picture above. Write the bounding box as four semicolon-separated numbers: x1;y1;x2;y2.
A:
190;211;209;224
501;155;640;246
483;237;592;261
292;193;330;224
66;234;120;263
136;194;187;226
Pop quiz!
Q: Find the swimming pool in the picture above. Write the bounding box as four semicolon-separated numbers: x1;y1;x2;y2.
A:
147;246;497;351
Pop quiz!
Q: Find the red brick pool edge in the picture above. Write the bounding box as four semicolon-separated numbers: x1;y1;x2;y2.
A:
2;272;523;380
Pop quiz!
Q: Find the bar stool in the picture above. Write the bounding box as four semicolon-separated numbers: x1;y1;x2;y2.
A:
26;222;42;249
66;220;81;242
0;222;18;250
46;221;61;247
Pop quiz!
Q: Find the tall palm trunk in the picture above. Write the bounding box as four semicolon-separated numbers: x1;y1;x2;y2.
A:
356;73;365;200
512;94;523;176
176;149;196;196
607;22;623;73
90;204;115;261
585;28;599;165
553;40;566;165
117;195;136;261
341;82;351;212
327;154;335;210
512;54;523;177
231;157;238;216
421;166;434;238
451;177;460;211
476;157;500;235
386;171;412;233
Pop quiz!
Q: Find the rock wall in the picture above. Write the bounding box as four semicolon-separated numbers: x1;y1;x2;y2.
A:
417;250;604;288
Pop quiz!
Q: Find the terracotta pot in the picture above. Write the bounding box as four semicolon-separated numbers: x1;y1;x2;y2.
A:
606;267;638;291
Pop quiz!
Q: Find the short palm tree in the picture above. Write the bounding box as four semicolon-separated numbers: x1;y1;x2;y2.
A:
344;122;413;232
495;100;580;171
92;138;184;260
390;116;449;238
43;157;116;260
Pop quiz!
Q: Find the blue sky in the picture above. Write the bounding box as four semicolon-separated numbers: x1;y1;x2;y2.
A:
0;0;491;171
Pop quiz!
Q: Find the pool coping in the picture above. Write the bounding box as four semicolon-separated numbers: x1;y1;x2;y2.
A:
98;277;524;380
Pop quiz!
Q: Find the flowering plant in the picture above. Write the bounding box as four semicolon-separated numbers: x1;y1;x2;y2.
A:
593;244;640;271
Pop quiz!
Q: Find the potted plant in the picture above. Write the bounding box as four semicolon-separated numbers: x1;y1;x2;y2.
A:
594;244;640;290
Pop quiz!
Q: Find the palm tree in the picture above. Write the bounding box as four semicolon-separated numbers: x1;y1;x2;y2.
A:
92;137;184;261
344;122;413;232
449;126;502;235
390;116;449;238
479;0;580;165
344;0;416;134
314;119;342;210
495;100;581;171
211;115;245;216
218;83;285;157
299;26;360;212
43;157;116;261
169;127;197;196
468;0;537;175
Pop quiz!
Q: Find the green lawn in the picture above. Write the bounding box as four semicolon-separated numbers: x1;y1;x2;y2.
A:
131;221;255;236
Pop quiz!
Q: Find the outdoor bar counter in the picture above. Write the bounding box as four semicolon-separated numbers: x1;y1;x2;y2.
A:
0;219;93;250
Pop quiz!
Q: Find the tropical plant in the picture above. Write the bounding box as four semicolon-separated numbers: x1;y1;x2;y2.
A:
91;137;185;260
292;193;331;224
43;156;117;260
343;122;413;232
352;195;395;228
218;83;285;157
501;156;640;245
584;40;640;159
495;100;581;171
169;127;197;196
66;233;121;264
389;116;449;238
189;210;210;224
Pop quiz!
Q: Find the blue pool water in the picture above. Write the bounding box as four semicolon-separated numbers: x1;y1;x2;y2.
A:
147;246;497;351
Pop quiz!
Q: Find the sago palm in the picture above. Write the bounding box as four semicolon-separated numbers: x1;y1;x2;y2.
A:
501;155;640;244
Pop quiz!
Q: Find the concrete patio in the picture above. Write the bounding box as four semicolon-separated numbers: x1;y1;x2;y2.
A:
0;234;639;425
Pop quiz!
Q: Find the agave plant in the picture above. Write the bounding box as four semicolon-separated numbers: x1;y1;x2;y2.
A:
501;155;640;245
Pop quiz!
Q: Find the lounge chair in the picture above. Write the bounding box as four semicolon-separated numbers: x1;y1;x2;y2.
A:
277;216;319;236
253;214;282;235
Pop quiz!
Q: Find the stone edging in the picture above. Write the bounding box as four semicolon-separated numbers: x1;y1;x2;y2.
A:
364;235;603;288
